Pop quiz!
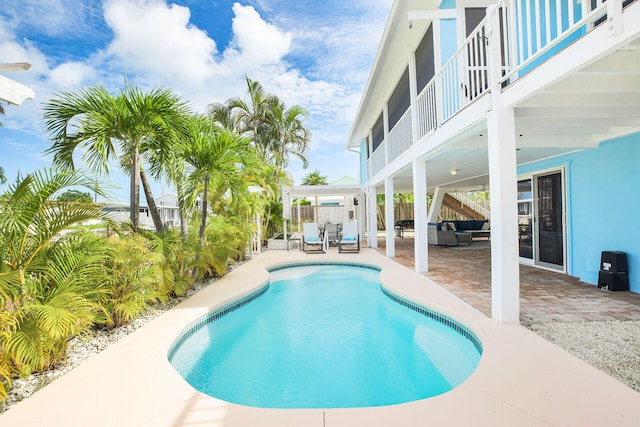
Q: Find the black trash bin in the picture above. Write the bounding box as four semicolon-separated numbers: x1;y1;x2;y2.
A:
598;251;629;291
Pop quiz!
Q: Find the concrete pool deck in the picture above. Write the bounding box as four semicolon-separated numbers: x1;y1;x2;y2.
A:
1;248;639;426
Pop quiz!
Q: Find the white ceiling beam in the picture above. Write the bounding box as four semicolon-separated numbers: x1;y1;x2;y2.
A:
517;116;640;127
515;134;599;148
515;106;640;118
520;92;640;107
594;125;640;143
408;9;457;21
544;76;640;93
517;126;613;135
578;50;640;73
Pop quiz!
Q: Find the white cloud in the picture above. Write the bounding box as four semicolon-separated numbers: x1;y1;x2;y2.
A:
104;0;219;87
224;3;291;68
49;62;96;88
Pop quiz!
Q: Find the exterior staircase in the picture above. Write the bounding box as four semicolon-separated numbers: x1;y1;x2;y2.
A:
441;193;490;220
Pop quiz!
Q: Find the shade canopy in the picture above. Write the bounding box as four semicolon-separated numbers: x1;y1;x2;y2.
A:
0;62;35;106
282;184;365;198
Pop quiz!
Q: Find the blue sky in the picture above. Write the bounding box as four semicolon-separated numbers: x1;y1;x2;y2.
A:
0;0;391;201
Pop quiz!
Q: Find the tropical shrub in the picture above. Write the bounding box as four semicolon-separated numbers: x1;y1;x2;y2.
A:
187;215;249;282
140;228;194;299
3;233;110;376
0;169;109;394
101;231;163;328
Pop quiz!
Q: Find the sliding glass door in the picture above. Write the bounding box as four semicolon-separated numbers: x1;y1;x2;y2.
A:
518;170;566;271
536;172;565;269
518;180;533;259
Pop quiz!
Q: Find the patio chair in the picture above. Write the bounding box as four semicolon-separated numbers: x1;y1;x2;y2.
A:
338;221;360;253
324;223;339;246
302;223;325;253
428;224;459;246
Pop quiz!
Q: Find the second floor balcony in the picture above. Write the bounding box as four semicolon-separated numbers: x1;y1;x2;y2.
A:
362;0;639;181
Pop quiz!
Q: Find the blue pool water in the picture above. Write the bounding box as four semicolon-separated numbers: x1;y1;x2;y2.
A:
169;264;482;408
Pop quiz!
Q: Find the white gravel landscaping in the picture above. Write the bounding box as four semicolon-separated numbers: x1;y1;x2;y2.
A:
527;320;640;393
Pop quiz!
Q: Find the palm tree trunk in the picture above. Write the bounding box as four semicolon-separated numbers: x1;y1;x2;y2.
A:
130;151;140;231
171;162;189;235
191;177;209;284
179;209;188;235
199;177;209;239
176;179;188;235
140;168;163;232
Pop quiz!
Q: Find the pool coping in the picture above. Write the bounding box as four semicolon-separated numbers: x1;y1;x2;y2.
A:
1;248;639;426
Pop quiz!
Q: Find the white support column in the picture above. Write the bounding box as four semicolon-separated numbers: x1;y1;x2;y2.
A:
357;193;366;241
607;0;624;36
427;186;446;223
297;197;301;233
367;187;378;248
284;219;288;241
385;176;395;257
413;158;428;272
362;199;367;240
488;107;520;323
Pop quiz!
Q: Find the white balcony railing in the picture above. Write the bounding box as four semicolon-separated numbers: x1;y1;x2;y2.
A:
387;109;413;163
370;141;386;177
365;0;626;180
415;79;437;140
497;0;612;85
440;18;490;123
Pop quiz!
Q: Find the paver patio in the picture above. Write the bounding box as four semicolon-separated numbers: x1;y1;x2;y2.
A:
374;236;640;324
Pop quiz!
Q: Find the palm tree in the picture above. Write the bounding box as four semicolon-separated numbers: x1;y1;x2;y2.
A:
180;117;258;282
301;169;328;186
214;77;311;171
266;98;310;170
207;78;311;243
302;170;328;222
0;166;6;184
225;77;275;158
42;84;191;232
0;102;5;127
181;117;256;240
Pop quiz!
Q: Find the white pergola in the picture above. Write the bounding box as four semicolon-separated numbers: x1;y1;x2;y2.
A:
281;185;367;241
0;62;35;106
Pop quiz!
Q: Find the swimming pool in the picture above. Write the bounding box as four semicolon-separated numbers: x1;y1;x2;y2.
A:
169;263;482;408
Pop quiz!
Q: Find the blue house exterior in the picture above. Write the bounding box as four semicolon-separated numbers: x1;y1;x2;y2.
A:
347;0;640;322
519;134;640;292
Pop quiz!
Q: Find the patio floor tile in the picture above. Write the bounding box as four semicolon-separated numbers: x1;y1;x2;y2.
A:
374;237;640;323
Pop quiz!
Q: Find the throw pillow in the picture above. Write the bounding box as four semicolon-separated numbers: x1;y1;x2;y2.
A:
481;222;490;230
